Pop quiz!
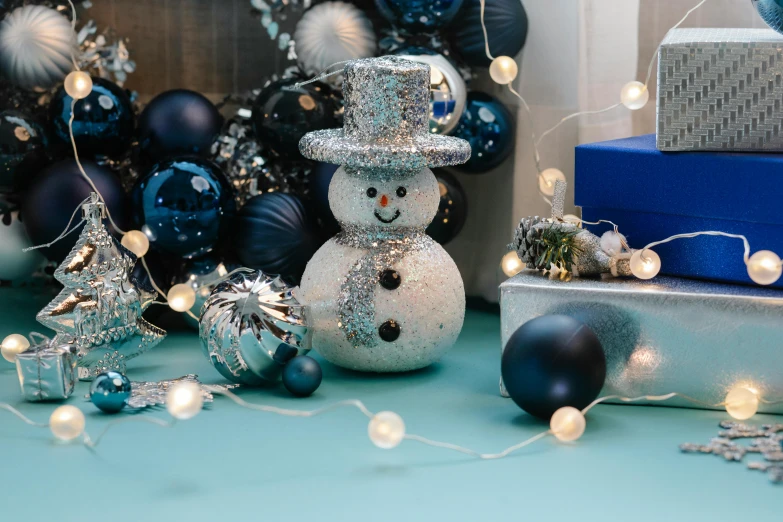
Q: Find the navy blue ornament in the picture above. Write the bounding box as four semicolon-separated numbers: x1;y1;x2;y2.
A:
137;90;223;163
451;0;528;67
452;92;514;174
49;77;135;159
251;78;337;157
282;355;322;397
131;157;236;259
501;315;606;420
20;159;128;262
235;192;328;284
89;371;132;413
310;161;339;221
753;0;783;34
375;0;464;32
426;169;467;245
0;110;49;193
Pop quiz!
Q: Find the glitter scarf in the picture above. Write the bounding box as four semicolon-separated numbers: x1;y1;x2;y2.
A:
335;223;431;347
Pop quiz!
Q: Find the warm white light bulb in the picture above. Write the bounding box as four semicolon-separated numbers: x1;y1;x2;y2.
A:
724;387;759;420
368;411;405;449
620;81;649;110
630;249;661;280
746;250;782;286
63;71;93;100
1;333;29;362
489;56;518;85
166;381;203;420
49;405;85;441
167;284;197;312
121;230;150;258
550;406;586;442
539;168;566;197
501;250;524;278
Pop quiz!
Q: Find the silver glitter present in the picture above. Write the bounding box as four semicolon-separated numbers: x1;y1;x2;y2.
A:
657;28;783;151
500;271;783;413
16;341;77;401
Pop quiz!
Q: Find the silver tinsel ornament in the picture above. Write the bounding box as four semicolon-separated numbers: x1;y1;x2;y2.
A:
36;194;165;380
199;269;310;385
126;375;238;410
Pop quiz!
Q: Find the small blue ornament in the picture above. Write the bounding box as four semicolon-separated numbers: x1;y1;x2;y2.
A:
753;0;783;34
451;0;528;67
282;355;322;397
131;157;236;259
451;92;514;174
90;371;132;413
49;76;135;159
375;0;464;33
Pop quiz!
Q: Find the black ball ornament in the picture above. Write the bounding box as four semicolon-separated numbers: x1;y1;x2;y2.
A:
20;159;128;262
235;192;327;284
0;110;49;193
49;77;135;159
282;355;323;397
425;169;467;245
137;89;223;163
251;78;337;157
501;315;606;420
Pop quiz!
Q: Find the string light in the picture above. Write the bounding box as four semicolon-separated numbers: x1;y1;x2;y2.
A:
550;406;586;442
629;249;661;280
620;81;649;110
49;405;85;441
120;230;150;258
63;70;93;100
1;333;30;362
746;250;783;286
501;250;524;278
166;381;204;420
489;56;518;85
166;284;197;313
724;387;760;420
368;411;406;449
538;168;566;197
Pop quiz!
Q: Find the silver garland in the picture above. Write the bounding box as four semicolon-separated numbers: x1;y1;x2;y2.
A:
126;374;238;410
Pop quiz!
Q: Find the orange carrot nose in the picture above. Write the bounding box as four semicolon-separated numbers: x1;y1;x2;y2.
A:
380;194;389;207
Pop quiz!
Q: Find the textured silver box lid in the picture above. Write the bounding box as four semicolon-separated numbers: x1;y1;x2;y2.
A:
661;27;783;45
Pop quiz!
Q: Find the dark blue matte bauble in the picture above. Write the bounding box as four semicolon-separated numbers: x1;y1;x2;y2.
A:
451;0;528;67
452;92;514;174
282;355;322;397
251;78;337;157
49;77;135;159
425;169;467;245
89;371;132;413
310;161;339;220
20;159;128;262
235;192;327;284
501;315;606;420
0;110;49;192
137;90;223;163
131;157;236;259
754;0;783;34
375;0;464;32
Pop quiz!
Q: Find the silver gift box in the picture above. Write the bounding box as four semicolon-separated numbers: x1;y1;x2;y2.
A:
657;28;783;151
16;343;78;401
500;271;783;414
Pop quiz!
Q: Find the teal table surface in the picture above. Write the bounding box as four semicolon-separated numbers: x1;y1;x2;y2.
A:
0;287;780;521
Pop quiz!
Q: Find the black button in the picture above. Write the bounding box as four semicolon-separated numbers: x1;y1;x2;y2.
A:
379;269;401;290
378;320;401;342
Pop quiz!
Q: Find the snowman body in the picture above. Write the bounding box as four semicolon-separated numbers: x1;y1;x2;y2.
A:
299;166;465;372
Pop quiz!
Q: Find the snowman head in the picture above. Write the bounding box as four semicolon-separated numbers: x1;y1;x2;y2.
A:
329;167;439;228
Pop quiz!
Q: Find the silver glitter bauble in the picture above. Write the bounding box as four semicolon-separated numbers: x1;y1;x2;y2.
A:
199;269;310;385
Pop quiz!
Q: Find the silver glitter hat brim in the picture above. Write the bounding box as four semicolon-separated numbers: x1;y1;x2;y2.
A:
299;128;471;169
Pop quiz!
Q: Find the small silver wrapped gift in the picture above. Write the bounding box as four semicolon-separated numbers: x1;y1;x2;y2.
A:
657;28;783;151
16;340;78;401
500;271;783;414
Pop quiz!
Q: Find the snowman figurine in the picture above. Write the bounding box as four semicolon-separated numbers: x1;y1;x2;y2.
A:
298;57;471;372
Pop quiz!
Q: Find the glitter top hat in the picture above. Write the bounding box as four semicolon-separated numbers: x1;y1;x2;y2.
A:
299;56;471;170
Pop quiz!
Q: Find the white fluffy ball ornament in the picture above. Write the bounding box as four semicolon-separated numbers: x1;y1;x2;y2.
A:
0;5;75;89
599;230;627;257
294;1;376;75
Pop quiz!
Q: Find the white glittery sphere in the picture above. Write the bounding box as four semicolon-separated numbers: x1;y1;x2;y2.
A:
0;5;75;89
294;1;376;75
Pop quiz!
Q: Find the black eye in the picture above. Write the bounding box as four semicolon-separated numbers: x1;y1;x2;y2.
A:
366;187;377;198
396;187;407;198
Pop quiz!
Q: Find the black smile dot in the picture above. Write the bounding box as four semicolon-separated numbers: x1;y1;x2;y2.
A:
379;320;401;342
379;269;401;290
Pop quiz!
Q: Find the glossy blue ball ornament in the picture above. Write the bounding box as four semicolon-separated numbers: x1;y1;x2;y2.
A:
451;92;514;174
90;371;132;413
282;355;322;397
49;76;135;159
753;0;783;34
425;169;467;245
131;157;236;259
451;0;528;67
138;89;223;163
375;0;464;32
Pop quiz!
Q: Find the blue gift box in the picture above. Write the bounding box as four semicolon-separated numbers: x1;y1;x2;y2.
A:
575;134;783;288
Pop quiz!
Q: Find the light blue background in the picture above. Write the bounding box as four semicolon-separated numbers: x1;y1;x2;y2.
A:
0;287;780;521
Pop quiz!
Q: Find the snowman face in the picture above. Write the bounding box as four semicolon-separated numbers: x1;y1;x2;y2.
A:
329;167;439;228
